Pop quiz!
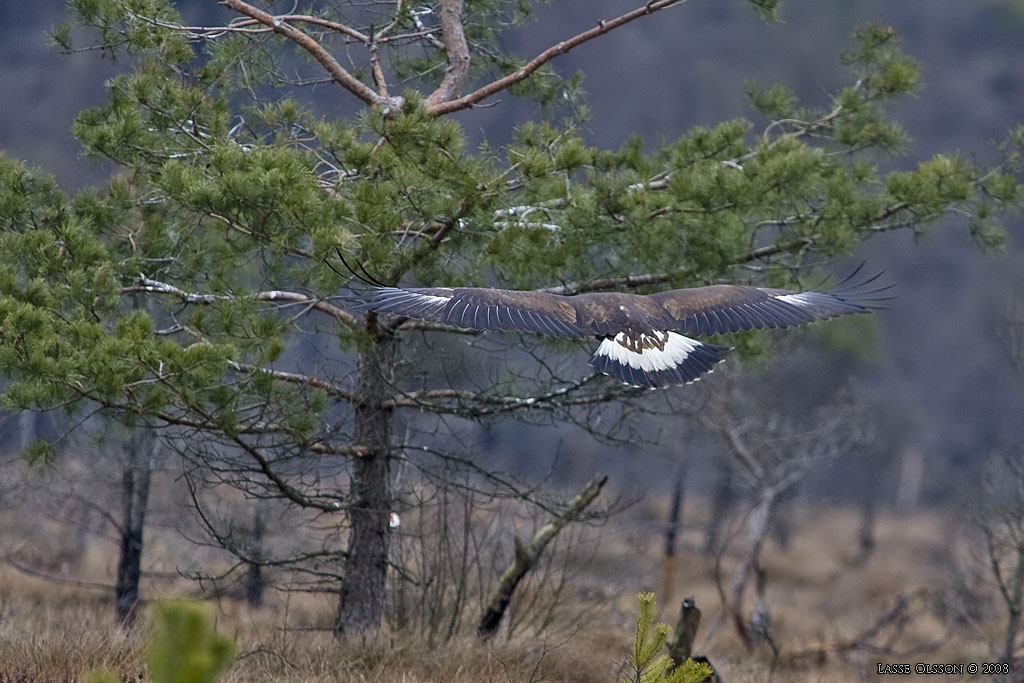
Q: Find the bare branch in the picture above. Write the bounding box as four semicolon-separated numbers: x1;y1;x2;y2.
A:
229;14;370;44
427;0;471;108
124;275;357;326
541;270;680;296
702;383;765;482
427;0;686;116
477;473;607;638
383;373;643;415
226;361;360;403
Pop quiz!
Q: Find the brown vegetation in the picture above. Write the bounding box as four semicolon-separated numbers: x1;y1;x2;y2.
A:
0;495;1013;682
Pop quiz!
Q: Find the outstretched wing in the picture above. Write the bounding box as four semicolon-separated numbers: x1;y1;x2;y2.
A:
648;269;890;336
349;285;590;338
341;263;889;389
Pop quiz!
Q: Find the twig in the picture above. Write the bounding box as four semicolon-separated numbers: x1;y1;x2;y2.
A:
219;0;401;111
1;556;115;592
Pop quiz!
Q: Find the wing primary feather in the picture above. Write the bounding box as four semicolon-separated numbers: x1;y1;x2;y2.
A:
732;305;755;330
702;310;720;335
749;301;781;328
708;309;729;335
445;299;466;326
721;307;747;332
827;261;866;290
773;299;806;326
528;312;551;335
698;311;714;335
446;300;465;326
458;301;474;327
769;298;810;326
521;309;542;333
550;318;579;338
404;296;446;319
536;314;561;337
373;294;421;312
512;308;531;331
542;316;565;336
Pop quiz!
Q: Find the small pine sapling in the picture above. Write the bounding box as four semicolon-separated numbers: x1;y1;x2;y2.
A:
86;601;235;683
621;593;713;683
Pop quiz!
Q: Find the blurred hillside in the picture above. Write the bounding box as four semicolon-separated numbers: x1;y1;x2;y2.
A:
1;0;1023;504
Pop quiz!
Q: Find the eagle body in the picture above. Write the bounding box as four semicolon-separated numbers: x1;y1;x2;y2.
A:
349;272;884;388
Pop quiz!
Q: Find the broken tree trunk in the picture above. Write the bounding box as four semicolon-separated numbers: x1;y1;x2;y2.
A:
476;473;607;639
668;597;722;683
667;597;701;665
659;463;686;610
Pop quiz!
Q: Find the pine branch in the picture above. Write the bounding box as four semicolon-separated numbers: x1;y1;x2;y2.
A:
219;0;401;111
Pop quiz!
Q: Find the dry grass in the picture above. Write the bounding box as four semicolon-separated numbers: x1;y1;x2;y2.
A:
0;498;1012;682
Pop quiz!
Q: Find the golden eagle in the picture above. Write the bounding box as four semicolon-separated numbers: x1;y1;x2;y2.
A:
344;264;887;388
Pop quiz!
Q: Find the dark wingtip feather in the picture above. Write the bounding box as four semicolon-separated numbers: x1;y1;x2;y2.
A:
327;247;390;288
817;266;896;311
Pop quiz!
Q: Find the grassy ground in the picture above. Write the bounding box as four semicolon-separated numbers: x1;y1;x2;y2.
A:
0;498;1013;682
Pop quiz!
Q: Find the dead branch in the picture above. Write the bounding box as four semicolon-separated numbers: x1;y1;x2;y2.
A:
125;275;357;326
702;378;765;482
226;361;360;403
477;473;607;638
729;487;775;648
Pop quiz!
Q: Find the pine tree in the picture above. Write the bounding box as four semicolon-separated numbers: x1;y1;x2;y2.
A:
1;1;1021;636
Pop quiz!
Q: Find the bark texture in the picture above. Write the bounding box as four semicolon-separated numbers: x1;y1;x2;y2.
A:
335;327;395;636
115;430;156;624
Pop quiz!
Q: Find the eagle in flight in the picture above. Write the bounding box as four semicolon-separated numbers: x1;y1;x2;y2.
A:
345;264;886;389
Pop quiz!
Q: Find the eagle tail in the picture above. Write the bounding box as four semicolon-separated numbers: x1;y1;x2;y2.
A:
589;332;728;388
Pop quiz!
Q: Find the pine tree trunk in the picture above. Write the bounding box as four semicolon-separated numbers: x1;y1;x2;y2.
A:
244;505;266;608
335;329;394;636
18;410;37;451
115;429;155;625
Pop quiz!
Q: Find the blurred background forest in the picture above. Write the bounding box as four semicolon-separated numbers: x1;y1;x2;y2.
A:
3;1;1024;681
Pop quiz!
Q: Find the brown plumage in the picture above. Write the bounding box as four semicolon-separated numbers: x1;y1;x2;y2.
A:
346;267;888;388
